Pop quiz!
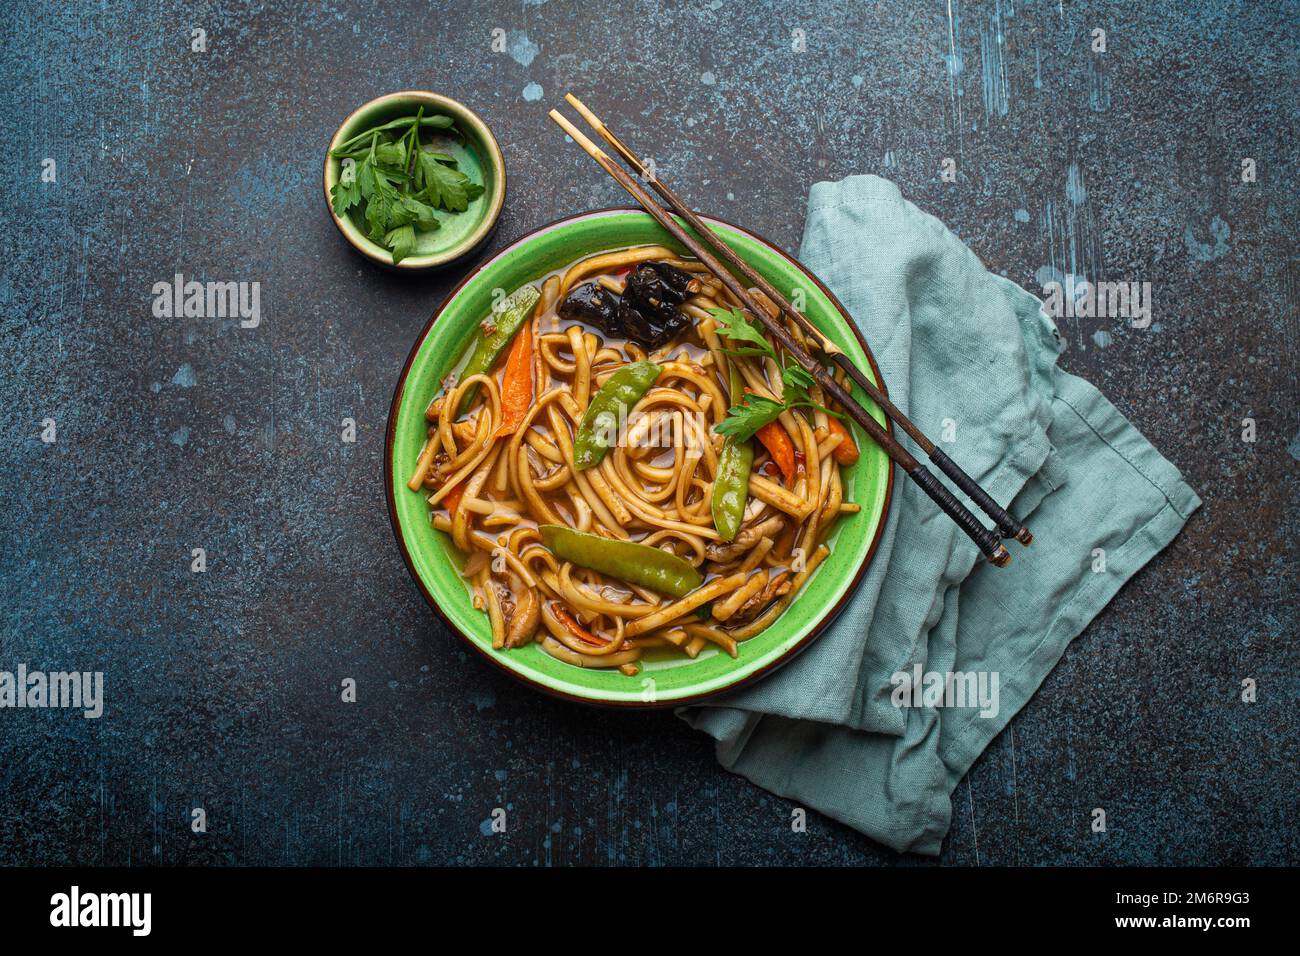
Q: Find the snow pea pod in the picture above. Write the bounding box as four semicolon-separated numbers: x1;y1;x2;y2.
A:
711;360;753;541
571;360;661;470
540;525;703;598
711;437;753;542
456;285;541;416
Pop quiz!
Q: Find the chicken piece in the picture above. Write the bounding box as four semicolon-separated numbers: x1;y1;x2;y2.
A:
705;515;785;563
504;573;541;648
729;571;792;623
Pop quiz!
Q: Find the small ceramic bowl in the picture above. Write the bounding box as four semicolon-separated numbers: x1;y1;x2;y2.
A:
385;209;896;707
323;91;506;270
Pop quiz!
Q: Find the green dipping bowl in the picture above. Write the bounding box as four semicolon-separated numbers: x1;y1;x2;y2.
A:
323;91;505;270
385;210;895;706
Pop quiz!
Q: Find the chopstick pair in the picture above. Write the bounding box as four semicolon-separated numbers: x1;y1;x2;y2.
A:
549;95;1030;567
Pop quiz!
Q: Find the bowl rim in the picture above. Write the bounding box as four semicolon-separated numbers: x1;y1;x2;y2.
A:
322;90;507;270
384;207;895;708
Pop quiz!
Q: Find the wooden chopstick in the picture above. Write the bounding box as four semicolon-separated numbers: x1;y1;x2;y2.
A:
549;105;1013;568
563;93;1031;548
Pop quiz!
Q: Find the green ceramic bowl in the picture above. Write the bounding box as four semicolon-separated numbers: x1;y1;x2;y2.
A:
386;210;895;706
323;91;505;270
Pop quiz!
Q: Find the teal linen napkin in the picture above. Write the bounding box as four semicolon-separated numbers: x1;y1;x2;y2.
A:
680;175;1200;855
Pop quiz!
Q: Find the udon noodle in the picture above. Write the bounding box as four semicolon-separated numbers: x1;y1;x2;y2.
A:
408;245;862;676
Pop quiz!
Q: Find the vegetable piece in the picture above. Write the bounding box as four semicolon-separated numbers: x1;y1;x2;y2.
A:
494;322;534;438
645;260;696;295
558;262;696;349
385;223;416;263
571;360;661;470
715;392;785;442
711;362;753;541
616;262;695;348
710;307;845;440
711;307;778;362
329;162;363;217
415;148;484;212
711;437;754;541
780;362;816;401
540;525;704;598
824;414;859;465
456;285;542;416
440;480;466;515
557;282;623;337
548;601;607;647
756;419;797;484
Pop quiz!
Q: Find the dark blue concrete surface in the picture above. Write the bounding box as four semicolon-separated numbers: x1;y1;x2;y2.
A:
0;0;1295;865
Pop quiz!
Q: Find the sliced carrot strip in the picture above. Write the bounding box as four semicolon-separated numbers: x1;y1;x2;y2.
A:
440;480;466;515
495;324;534;439
756;420;796;485
742;387;797;485
825;415;859;465
550;602;608;647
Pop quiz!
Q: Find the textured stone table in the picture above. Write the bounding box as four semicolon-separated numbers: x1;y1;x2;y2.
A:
1;0;1295;865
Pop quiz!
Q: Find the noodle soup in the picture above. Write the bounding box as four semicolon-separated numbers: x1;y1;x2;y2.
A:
407;245;862;676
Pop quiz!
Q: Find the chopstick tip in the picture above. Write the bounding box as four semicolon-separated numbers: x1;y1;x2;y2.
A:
565;93;601;129
547;108;576;138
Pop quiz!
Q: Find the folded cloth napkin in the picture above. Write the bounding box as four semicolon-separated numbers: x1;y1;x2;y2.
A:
680;175;1200;855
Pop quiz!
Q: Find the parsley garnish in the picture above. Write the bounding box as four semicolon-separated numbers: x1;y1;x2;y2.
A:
714;393;787;442
415;149;481;212
709;307;844;440
329;108;485;264
780;362;815;404
712;307;778;362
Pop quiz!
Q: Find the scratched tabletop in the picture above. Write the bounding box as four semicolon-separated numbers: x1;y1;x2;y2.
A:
1;0;1296;866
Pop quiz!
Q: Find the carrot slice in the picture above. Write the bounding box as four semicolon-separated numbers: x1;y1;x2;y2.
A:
742;387;797;485
494;325;534;438
550;602;608;647
825;415;859;465
755;420;796;484
440;480;466;515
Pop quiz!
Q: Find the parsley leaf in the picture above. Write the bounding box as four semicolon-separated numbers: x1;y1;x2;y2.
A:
329;161;362;216
355;156;386;201
780;362;815;404
710;308;777;362
398;194;440;231
364;205;392;243
715;394;786;442
372;140;407;168
416;149;484;212
385;224;416;264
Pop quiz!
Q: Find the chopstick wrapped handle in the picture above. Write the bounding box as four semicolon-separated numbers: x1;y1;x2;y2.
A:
929;449;1033;544
909;464;1011;567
